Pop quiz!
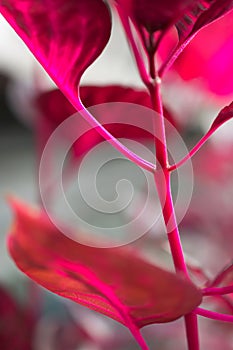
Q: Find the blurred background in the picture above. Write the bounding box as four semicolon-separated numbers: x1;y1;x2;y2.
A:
1;7;233;350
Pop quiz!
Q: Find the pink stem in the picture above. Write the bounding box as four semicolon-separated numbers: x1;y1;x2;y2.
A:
75;98;155;173
202;285;233;296
115;4;152;89
196;307;233;322
185;313;200;350
129;328;150;350
56;75;156;174
149;80;188;274
149;77;199;350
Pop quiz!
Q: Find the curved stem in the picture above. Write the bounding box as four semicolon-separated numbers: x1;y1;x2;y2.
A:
76;98;155;173
196;307;233;322
129;328;150;350
60;84;155;173
202;285;233;296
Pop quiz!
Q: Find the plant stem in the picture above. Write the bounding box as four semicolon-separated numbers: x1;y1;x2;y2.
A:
129;327;150;350
148;73;200;350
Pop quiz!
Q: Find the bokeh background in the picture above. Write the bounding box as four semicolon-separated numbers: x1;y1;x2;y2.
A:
1;7;233;350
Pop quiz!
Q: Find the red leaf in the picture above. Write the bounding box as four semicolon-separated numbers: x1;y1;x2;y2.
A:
8;199;202;330
0;0;111;94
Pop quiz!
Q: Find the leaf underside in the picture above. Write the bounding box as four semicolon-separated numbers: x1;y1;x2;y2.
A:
8;199;202;329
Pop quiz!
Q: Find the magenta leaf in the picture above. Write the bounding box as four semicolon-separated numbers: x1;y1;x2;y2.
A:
162;10;233;95
0;0;111;94
8;198;202;331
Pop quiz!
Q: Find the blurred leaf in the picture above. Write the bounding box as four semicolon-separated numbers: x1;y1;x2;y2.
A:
8;199;202;329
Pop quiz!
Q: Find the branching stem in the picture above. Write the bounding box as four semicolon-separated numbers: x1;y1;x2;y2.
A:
148;68;200;350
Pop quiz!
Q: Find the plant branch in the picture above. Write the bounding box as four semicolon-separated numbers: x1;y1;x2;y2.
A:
202;285;233;296
76;98;155;173
58;81;155;173
196;307;233;322
169;101;233;171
